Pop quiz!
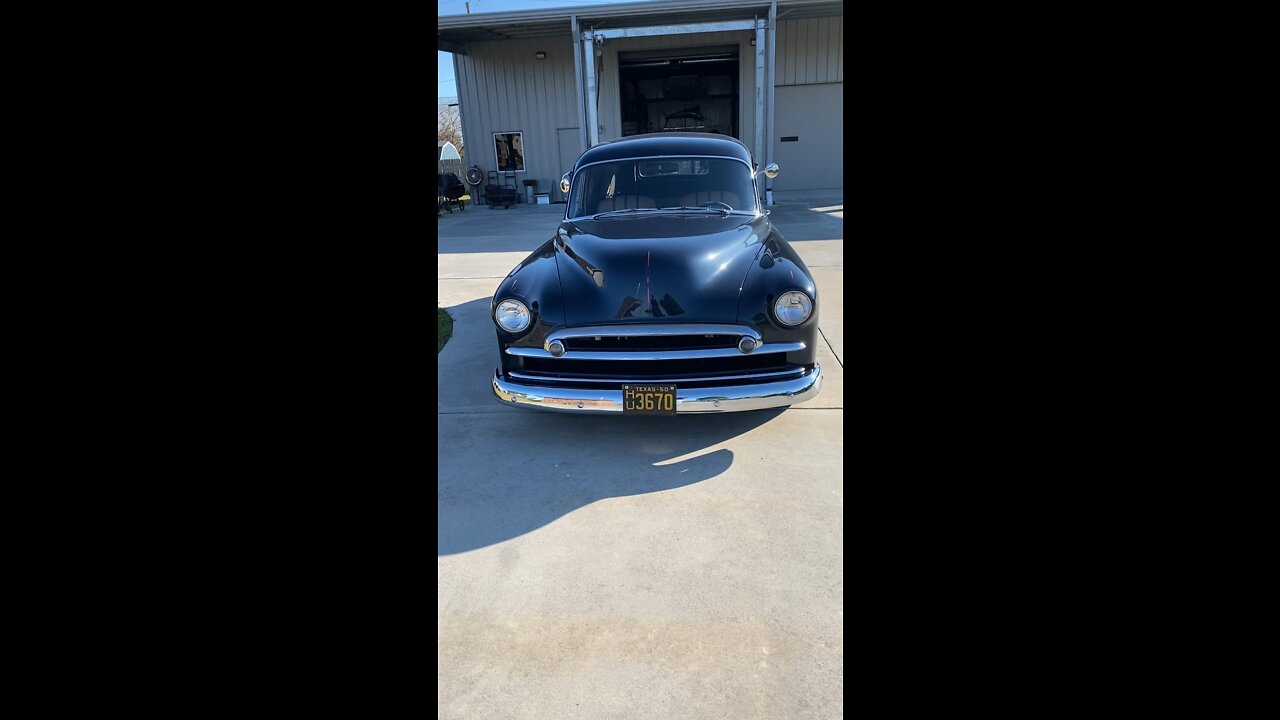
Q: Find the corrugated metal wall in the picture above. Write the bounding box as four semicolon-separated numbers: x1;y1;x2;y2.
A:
770;15;842;190
775;16;843;86
773;83;843;190
449;15;843;196
454;36;581;202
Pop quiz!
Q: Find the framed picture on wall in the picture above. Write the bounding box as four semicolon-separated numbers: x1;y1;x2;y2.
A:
494;131;525;172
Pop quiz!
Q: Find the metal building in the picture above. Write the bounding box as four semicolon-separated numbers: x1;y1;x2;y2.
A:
438;0;842;203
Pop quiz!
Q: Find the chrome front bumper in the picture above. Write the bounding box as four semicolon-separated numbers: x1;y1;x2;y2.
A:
491;364;821;414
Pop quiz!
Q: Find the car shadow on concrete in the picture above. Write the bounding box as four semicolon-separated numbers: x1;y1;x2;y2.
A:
439;277;797;555
438;398;785;557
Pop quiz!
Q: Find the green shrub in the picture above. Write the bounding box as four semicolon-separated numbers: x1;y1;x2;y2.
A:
438;307;454;353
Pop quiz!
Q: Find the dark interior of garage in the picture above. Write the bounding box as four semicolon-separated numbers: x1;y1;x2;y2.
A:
618;47;739;140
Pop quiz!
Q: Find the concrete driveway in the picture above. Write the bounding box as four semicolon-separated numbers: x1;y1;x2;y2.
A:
438;192;844;719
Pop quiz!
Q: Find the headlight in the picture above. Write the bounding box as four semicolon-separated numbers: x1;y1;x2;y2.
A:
773;291;813;326
494;299;531;332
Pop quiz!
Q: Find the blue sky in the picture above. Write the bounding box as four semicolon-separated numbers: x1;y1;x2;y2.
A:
438;0;651;100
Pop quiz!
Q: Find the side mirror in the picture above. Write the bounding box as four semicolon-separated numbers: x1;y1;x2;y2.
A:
764;163;780;179
560;172;572;194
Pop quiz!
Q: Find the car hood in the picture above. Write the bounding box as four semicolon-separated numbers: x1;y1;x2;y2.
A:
555;214;769;326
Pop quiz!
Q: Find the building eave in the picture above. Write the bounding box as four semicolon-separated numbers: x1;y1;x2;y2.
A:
437;0;841;50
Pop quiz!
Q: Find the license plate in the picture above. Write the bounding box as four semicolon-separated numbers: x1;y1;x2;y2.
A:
622;384;677;416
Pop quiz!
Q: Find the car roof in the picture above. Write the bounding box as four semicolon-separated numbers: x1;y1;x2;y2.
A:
575;133;753;169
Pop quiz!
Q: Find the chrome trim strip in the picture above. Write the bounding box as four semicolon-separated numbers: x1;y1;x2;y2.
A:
572;154;752;174
546;323;760;345
507;342;805;360
493;364;822;414
507;368;805;385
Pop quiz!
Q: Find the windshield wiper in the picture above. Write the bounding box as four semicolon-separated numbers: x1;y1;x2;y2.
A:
658;206;731;215
591;208;662;220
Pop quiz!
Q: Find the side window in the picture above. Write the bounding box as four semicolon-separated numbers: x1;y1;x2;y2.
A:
580;171;613;212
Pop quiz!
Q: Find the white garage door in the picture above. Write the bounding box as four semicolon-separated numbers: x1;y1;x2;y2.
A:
772;83;843;191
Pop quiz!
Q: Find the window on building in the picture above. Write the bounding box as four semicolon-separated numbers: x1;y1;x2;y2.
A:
494;132;525;172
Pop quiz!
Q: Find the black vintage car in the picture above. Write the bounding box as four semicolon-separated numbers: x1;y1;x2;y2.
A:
490;133;821;414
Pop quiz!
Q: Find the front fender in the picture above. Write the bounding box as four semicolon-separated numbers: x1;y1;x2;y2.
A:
736;226;819;365
491;239;566;363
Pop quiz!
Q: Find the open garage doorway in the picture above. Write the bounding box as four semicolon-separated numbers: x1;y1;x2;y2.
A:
618;46;740;140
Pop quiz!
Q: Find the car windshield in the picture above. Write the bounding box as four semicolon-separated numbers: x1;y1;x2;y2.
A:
569;157;758;218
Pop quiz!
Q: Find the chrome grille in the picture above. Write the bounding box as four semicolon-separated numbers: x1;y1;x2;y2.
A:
506;323;807;388
563;334;738;352
520;353;788;378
